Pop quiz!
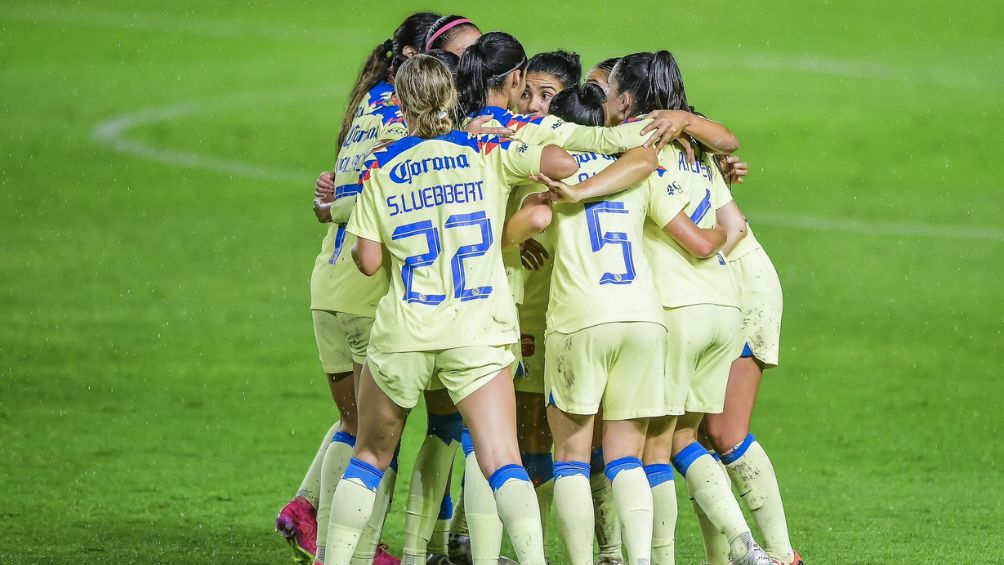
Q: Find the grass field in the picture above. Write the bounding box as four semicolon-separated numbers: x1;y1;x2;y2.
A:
1;1;1002;563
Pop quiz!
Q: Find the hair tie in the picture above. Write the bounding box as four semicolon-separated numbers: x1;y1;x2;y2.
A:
425;18;472;52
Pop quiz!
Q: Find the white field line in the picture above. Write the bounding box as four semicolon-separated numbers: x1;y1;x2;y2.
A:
91;92;1003;243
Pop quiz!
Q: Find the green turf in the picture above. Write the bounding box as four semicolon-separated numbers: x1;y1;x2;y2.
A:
1;1;1002;563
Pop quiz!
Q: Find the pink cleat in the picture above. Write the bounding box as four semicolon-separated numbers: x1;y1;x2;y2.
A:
276;496;317;564
373;544;401;565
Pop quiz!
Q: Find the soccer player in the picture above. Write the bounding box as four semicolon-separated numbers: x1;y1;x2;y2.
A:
584;58;620;92
277;13;438;565
697;185;802;565
599;51;775;565
324;54;579;565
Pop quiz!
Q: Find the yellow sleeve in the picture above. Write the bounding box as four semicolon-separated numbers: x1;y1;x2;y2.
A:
646;169;690;229
329;192;357;225
378;120;409;142
497;138;545;187
346;171;383;243
559;119;651;155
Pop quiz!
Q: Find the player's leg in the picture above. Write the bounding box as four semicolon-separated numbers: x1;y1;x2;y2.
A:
516;391;554;545
461;431;505;565
448;479;473;565
326;351;429;565
426;471;456;565
311;369;360;565
590;420;622;565
403;385;463;565
547;406;596;565
642;415;677;565
447;352;545;565
706;356;798;564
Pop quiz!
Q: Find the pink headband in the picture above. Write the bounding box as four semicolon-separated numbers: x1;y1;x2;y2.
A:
425;18;473;52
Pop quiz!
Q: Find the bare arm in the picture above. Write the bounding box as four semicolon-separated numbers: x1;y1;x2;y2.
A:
351;237;384;276
663;211;727;258
535;147;658;203
502;193;552;248
642;110;740;155
539;144;579;181
715;200;749;257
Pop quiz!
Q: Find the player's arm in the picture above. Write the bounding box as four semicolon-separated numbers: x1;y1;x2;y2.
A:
715;200;748;257
351;237;384;276
663;213;727;258
502;193;552;248
641;110;739;155
534;147;658;204
539;145;579;180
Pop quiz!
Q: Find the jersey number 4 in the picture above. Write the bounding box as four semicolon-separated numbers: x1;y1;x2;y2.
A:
391;211;494;305
585;201;636;285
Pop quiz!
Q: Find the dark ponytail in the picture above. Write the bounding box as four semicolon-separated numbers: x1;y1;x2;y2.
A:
549;82;607;127
456;32;527;116
424;15;480;52
335;12;439;148
527;49;582;89
610;50;691;117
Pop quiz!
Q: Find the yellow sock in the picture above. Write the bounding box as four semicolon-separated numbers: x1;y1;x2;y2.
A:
451;486;469;536
591;471;622;560
489;465;546;565
605;458;653;565
552;461;594;565
315;431;357;559
404;413;462;563
722;436;795;562
429;495;453;555
645;464;676;565
297;420;342;506
352;465;397;564
324;458;383;565
463;439;503;565
673;443;751;561
536;479;554;545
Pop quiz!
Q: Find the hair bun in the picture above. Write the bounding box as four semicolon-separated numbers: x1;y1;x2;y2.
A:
579;81;607;105
382;38;394;57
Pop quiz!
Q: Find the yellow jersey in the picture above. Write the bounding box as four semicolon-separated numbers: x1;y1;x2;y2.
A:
643;146;739;309
309;82;409;315
546;152;684;335
347;131;548;352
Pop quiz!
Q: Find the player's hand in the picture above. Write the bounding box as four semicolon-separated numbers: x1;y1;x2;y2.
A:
315;171;335;201
716;155;749;184
640;109;691;152
531;173;580;203
313;198;332;223
676;137;696;166
520;239;549;271
465;115;516;137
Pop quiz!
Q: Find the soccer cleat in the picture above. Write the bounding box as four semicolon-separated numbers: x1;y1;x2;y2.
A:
426;554;453;565
497;558;518;565
275;496;317;565
447;534;472;565
374;544;402;565
783;550;803;565
595;558;624;565
731;543;776;565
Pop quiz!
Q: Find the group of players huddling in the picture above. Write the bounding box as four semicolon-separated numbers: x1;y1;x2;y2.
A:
275;12;803;565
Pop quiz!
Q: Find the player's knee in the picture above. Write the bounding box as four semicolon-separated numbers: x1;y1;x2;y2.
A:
705;418;745;455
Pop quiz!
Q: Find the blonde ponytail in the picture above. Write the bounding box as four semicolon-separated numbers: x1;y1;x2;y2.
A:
395;55;457;138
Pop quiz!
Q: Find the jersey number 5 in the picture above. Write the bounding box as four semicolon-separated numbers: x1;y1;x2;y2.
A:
391;211;494;305
585;201;636;285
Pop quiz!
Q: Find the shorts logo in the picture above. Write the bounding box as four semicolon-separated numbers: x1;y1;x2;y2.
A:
521;334;535;357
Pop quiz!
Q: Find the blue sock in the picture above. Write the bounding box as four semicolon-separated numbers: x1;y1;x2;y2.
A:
488;464;531;491
604;456;643;481
671;441;709;478
427;412;463;444
438;493;454;520
332;430;357;447
720;433;756;465
343;458;384;492
522;452;554;487
553;460;591;479
644;463;674;488
589;447;605;475
461;428;475;457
